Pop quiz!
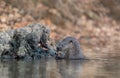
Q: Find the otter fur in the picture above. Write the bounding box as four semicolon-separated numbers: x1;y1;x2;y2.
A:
56;36;85;60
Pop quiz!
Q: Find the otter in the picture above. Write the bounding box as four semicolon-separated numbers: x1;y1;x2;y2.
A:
56;36;85;60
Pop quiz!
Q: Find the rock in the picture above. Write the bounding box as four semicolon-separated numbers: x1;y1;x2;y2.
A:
0;23;56;60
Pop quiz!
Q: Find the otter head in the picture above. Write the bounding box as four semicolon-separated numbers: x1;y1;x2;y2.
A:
56;39;73;59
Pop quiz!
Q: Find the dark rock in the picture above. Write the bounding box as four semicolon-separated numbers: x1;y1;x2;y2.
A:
0;23;56;60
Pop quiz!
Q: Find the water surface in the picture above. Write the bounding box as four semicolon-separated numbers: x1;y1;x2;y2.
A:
0;56;120;78
0;42;120;78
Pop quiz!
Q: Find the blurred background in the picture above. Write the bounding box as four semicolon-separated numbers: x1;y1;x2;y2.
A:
0;0;120;58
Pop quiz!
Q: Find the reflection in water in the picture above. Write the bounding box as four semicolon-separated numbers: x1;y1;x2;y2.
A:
56;60;84;78
0;57;120;78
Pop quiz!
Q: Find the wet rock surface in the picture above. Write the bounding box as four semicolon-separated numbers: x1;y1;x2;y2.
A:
0;23;56;60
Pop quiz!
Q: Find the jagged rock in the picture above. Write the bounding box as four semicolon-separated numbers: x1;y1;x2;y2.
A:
0;23;56;60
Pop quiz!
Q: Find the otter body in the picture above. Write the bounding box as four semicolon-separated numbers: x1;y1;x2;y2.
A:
56;36;85;60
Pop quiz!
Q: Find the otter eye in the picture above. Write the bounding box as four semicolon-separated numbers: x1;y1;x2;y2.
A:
69;40;73;44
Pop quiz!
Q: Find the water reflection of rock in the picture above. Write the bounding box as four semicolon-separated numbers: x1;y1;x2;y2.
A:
1;58;120;78
0;60;48;78
0;59;85;78
0;60;96;78
18;60;47;78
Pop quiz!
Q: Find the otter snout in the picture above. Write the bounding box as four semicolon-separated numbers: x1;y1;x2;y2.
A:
55;52;65;60
56;46;62;51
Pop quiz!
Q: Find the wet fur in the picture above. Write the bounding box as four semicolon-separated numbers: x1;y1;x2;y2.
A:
56;36;85;60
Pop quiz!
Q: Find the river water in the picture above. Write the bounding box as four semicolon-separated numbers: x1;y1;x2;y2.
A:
0;44;120;78
0;56;120;78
